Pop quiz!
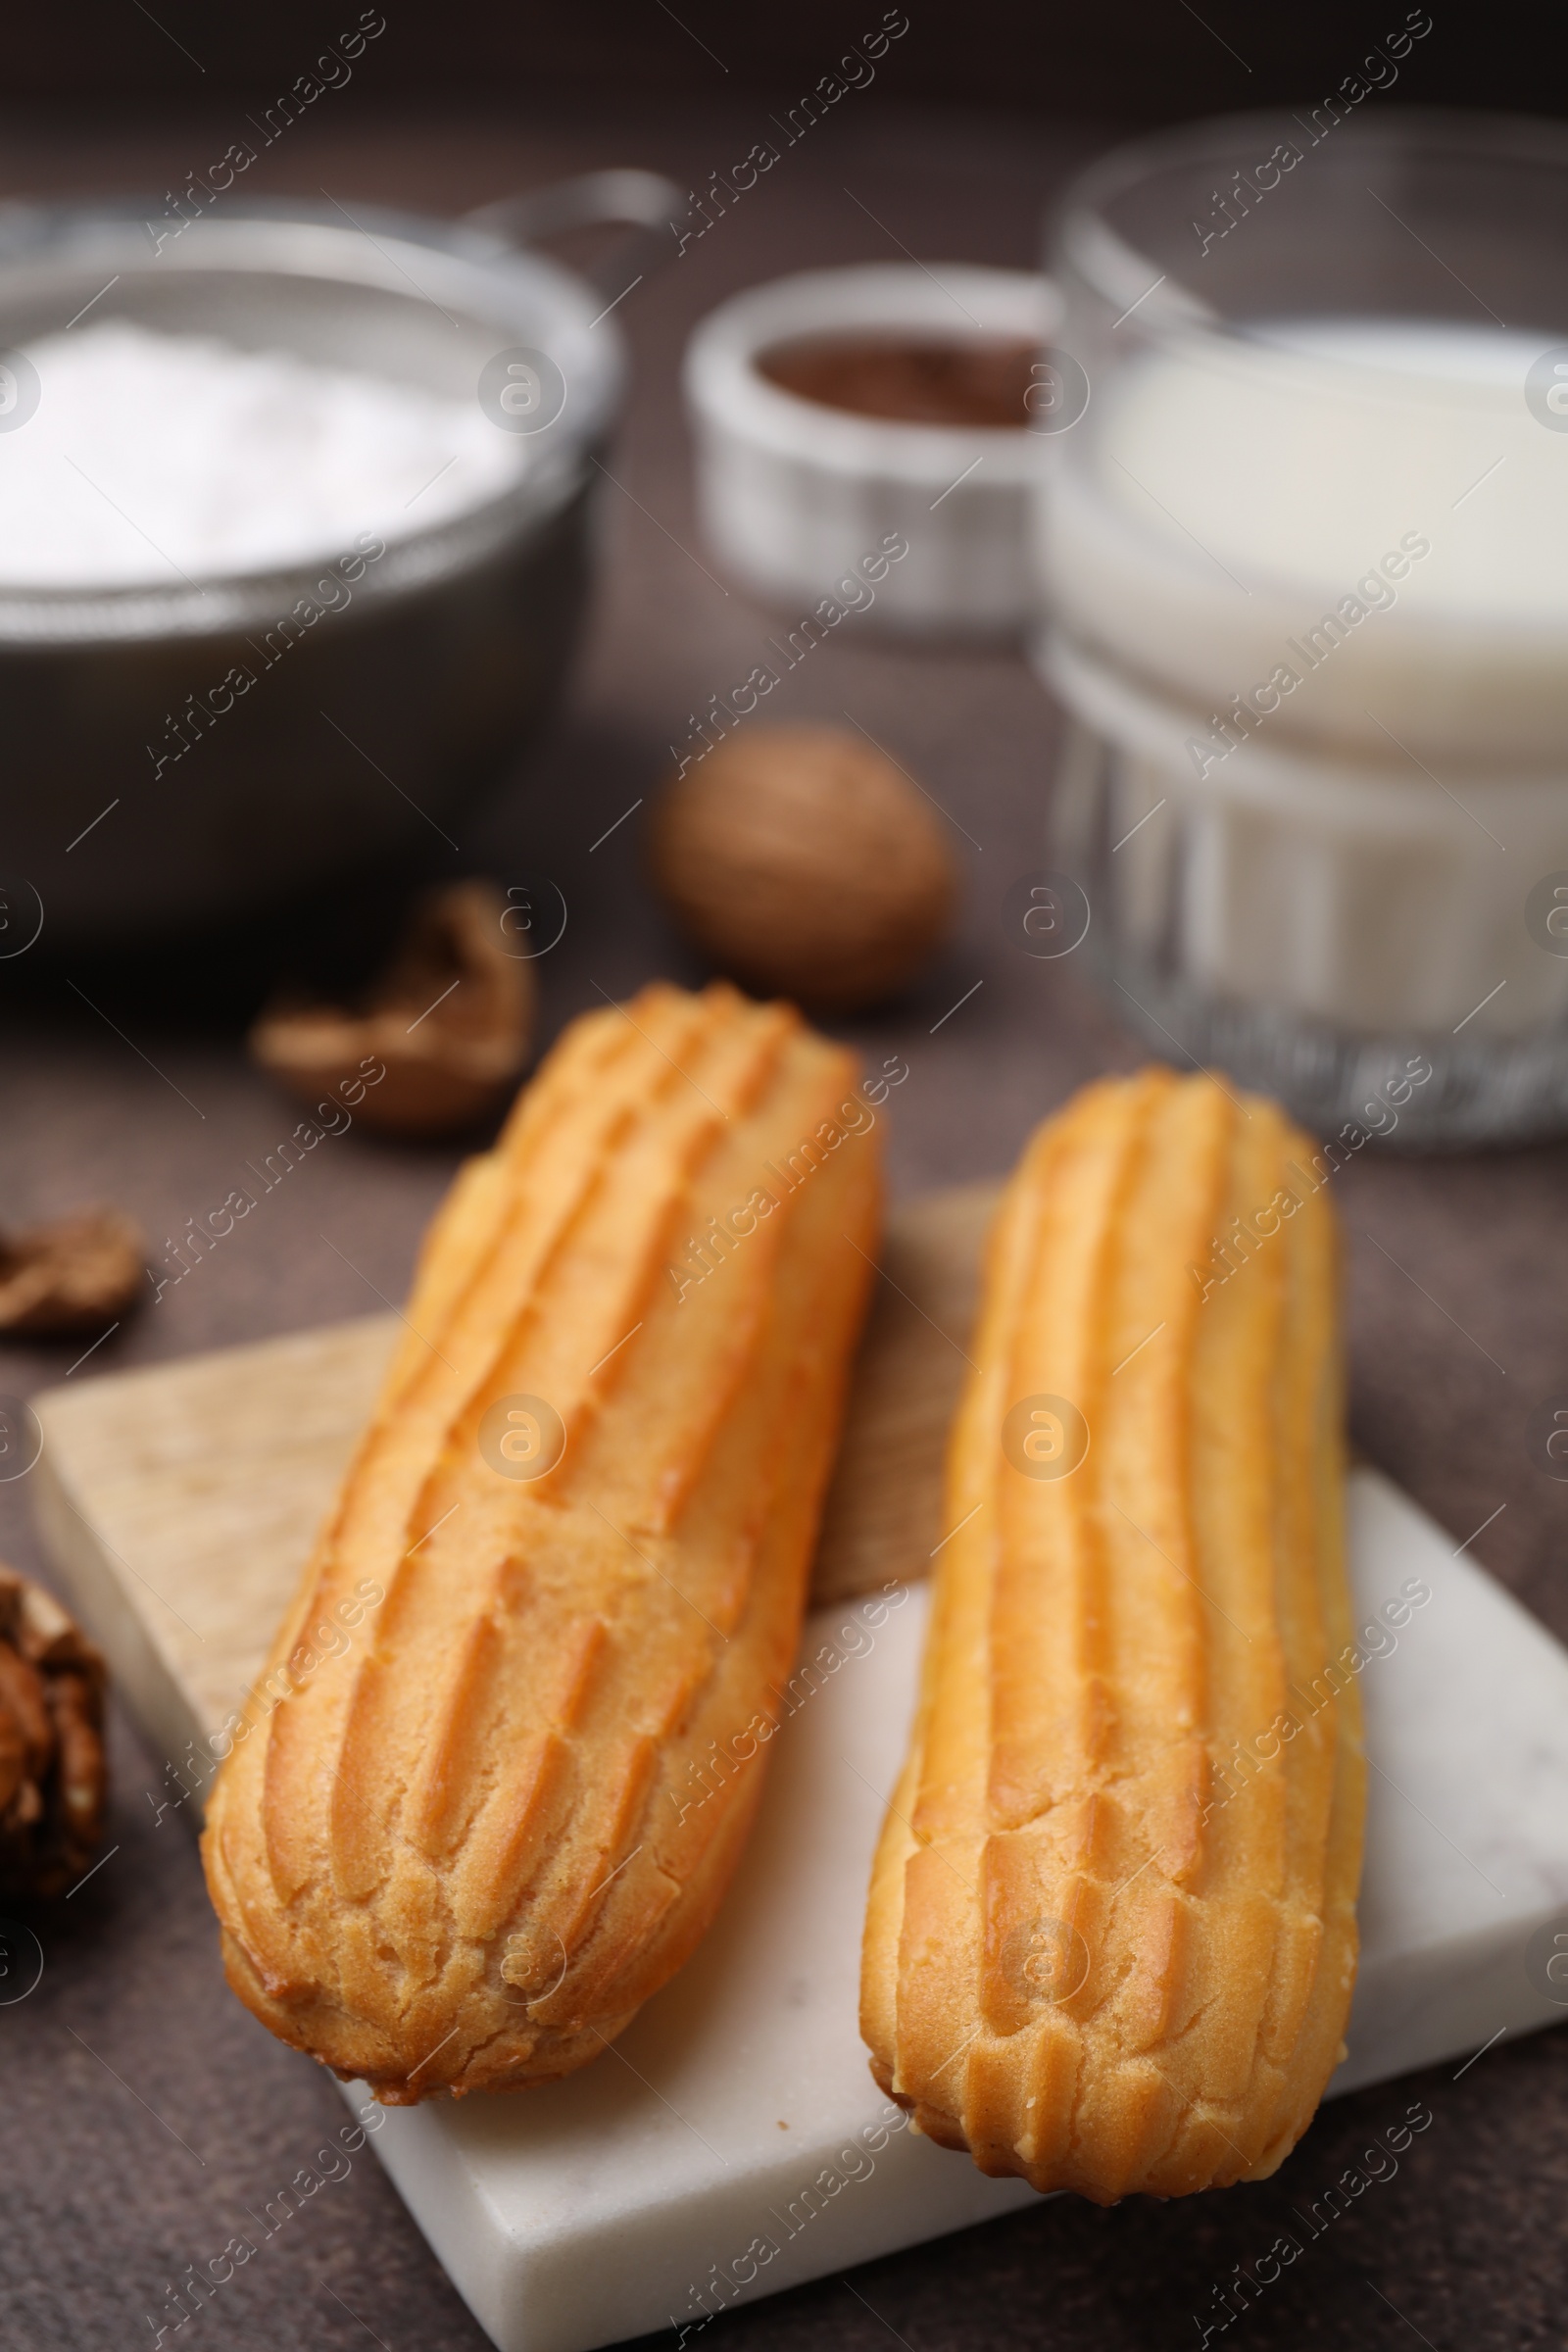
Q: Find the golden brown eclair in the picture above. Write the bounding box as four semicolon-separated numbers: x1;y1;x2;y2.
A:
203;981;881;2101
860;1067;1364;2200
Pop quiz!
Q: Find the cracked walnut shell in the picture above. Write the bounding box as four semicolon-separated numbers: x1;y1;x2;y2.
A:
0;1563;109;1903
249;881;535;1138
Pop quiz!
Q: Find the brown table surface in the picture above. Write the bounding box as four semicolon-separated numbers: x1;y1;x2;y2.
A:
4;89;1567;2352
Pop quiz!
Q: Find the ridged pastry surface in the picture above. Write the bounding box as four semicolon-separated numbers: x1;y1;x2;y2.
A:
859;1067;1363;2200
203;981;880;2101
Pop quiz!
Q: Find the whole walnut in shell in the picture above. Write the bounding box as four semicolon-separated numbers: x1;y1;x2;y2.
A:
648;725;957;1011
0;1563;108;1903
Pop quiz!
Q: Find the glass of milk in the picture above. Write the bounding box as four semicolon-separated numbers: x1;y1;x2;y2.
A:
1039;109;1568;1146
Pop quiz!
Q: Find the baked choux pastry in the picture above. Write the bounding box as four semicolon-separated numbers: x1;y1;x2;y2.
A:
205;981;881;2100
860;1067;1363;2199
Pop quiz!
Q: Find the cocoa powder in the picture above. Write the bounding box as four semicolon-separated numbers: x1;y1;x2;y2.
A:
758;332;1037;427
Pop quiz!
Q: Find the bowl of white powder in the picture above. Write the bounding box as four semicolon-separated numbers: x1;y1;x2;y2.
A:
0;180;673;938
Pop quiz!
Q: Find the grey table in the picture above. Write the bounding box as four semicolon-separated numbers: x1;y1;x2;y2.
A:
4;88;1567;2352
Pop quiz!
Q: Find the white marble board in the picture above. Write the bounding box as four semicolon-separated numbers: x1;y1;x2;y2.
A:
338;1469;1568;2352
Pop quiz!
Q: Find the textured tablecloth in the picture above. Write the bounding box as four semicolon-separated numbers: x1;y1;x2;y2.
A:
3;89;1566;2352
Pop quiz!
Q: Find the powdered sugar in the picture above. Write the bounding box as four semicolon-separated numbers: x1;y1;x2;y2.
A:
0;319;524;587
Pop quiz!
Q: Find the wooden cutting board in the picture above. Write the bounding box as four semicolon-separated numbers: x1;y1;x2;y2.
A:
29;1182;1000;1789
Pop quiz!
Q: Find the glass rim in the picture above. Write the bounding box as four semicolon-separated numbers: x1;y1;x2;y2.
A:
1052;104;1568;326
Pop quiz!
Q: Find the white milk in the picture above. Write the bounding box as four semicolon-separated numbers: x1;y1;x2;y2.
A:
1041;319;1568;1037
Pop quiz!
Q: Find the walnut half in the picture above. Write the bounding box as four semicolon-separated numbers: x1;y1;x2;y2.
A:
0;1208;145;1337
248;880;536;1138
0;1564;109;1903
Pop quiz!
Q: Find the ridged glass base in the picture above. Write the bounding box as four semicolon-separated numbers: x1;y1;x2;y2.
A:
1051;711;1568;1151
1096;942;1568;1150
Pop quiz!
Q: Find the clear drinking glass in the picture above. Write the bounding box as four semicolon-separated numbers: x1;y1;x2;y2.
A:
1039;110;1568;1146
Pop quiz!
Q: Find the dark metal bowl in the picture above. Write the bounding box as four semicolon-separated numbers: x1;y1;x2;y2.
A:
0;177;675;943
